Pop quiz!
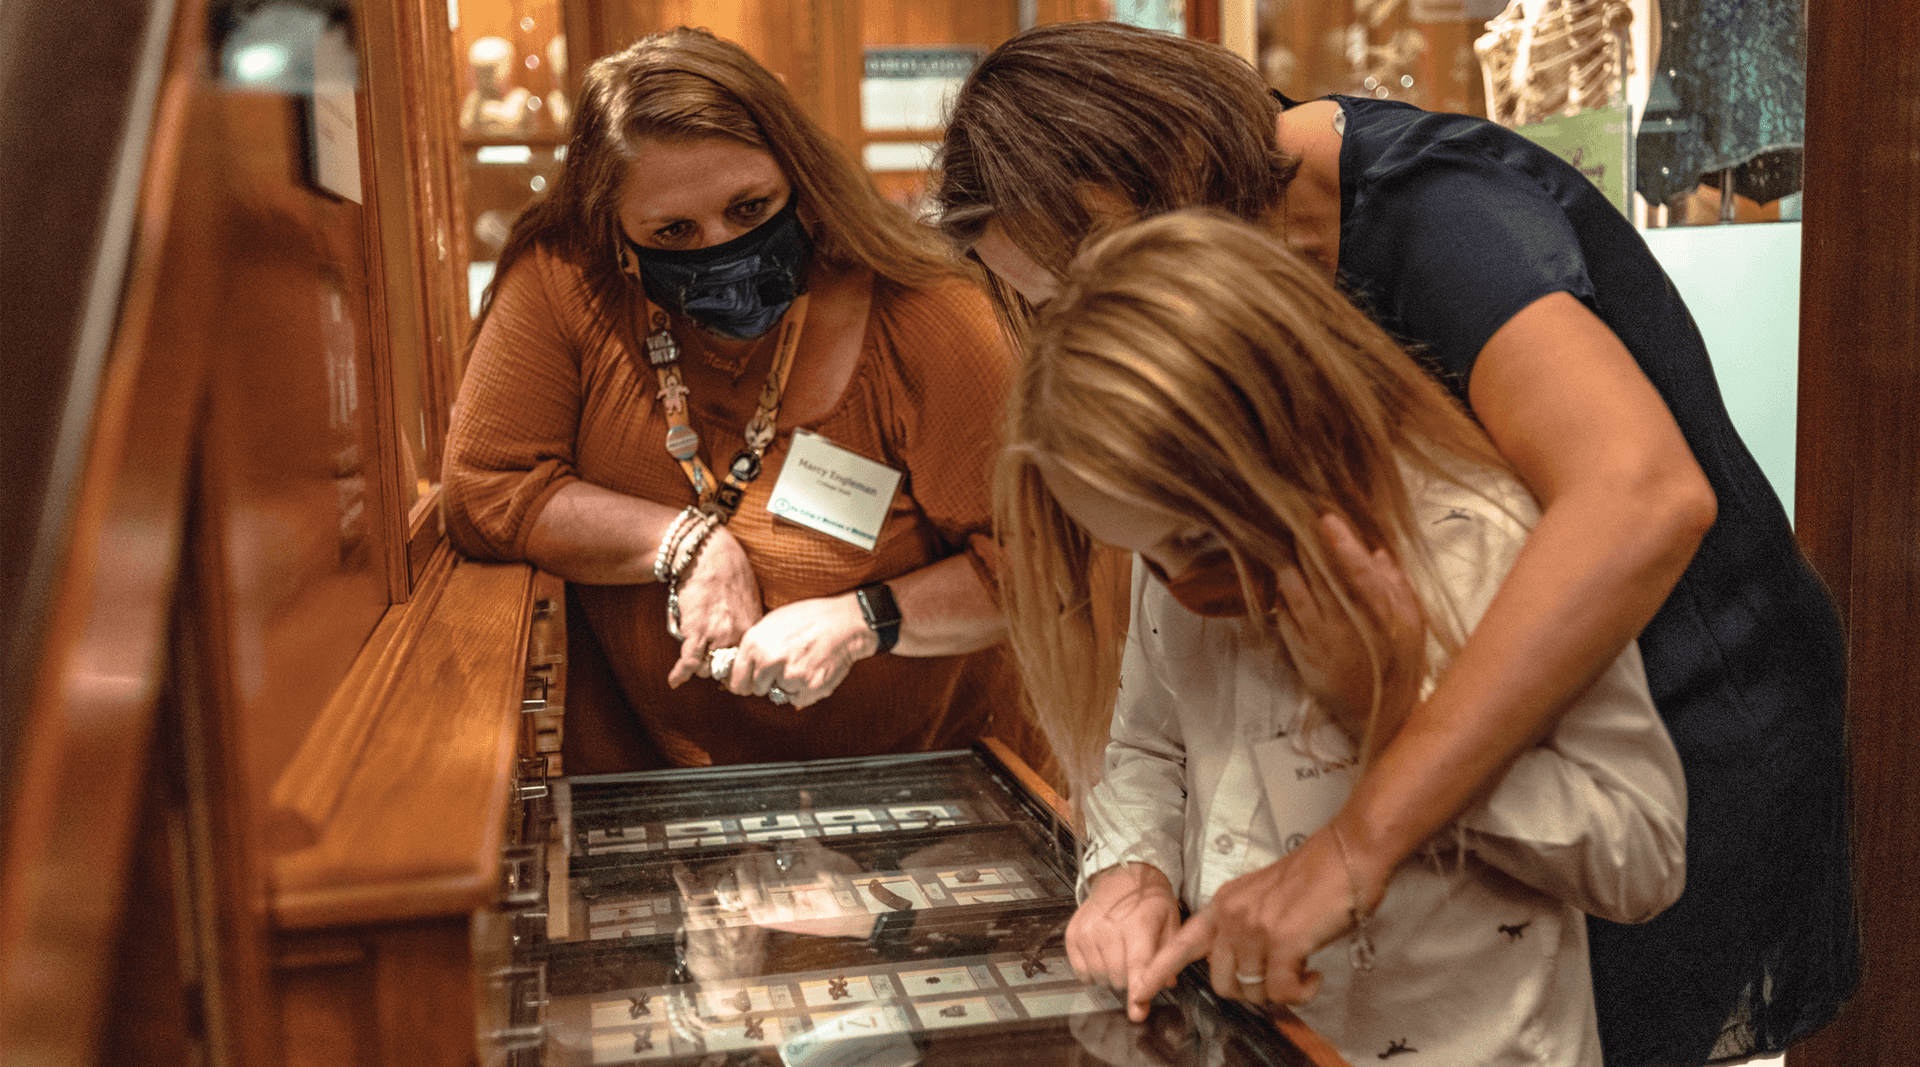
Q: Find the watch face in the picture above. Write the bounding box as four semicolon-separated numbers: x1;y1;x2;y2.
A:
859;585;901;629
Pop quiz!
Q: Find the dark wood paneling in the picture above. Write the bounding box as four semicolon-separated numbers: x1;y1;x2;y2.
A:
0;2;211;1061
864;0;1018;46
1790;0;1920;1061
277;922;488;1067
1185;0;1222;43
0;0;170;838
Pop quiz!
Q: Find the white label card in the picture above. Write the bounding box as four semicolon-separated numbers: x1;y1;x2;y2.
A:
1251;734;1355;855
766;430;902;551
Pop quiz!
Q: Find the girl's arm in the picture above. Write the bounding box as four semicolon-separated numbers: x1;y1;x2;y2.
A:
524;480;766;688
1456;637;1688;924
523;482;1007;703
1072;567;1191;1006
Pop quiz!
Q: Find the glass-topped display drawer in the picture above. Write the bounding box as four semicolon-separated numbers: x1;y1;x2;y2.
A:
484;746;1338;1067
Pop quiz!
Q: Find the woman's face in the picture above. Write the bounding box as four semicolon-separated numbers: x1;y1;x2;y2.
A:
1037;458;1222;578
972;222;1061;306
617;137;791;250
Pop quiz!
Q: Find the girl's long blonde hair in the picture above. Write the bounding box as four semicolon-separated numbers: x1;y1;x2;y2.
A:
998;212;1513;796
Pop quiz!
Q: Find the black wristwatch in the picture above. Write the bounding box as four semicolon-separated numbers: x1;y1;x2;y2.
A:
855;583;902;654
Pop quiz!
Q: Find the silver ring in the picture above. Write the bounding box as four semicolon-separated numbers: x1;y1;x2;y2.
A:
706;646;737;679
1234;972;1265;986
767;686;791;705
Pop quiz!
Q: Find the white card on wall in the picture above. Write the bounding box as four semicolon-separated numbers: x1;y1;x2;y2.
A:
310;23;362;203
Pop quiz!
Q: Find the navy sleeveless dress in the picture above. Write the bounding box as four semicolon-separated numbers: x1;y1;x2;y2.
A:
1297;92;1856;1066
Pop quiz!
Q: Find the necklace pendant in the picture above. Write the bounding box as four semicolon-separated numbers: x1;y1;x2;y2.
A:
1349;930;1377;972
644;329;681;367
744;418;775;452
729;450;762;482
665;424;700;462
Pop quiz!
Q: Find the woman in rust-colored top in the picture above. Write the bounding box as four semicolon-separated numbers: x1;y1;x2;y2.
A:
444;28;1030;769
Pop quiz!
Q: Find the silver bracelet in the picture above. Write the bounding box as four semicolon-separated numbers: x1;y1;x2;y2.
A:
1330;823;1378;972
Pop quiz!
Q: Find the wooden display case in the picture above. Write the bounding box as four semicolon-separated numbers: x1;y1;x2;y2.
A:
482;744;1349;1066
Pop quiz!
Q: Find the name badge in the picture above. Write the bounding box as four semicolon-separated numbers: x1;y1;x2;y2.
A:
1251;729;1355;856
766;430;903;551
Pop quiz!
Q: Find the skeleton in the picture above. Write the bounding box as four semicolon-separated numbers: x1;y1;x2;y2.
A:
1475;0;1634;128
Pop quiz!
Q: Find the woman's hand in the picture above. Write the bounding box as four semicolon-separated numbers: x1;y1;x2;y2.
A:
715;592;875;708
1067;863;1183;1019
1130;825;1385;1018
1276;514;1426;761
667;524;764;687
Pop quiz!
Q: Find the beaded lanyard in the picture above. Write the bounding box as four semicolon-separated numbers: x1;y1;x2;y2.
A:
642;292;811;521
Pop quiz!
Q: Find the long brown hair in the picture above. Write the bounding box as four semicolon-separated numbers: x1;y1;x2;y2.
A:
998;212;1516;796
935;20;1299;322
472;27;961;343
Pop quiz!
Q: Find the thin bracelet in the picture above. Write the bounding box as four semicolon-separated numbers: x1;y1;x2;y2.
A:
663;514;721;641
1330;823;1378;972
653;507;701;583
671;514;722;580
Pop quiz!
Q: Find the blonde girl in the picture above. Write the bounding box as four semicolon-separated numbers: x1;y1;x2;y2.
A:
1000;211;1685;1066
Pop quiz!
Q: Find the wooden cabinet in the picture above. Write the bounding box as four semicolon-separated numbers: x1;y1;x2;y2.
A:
0;0;492;1062
5;4;1165;1064
34;3;1912;1067
269;557;559;1067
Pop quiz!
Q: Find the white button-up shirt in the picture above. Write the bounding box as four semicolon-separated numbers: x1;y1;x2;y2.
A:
1079;463;1687;1067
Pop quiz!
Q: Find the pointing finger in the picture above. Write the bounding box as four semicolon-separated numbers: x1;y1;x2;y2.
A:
1130;911;1214;1021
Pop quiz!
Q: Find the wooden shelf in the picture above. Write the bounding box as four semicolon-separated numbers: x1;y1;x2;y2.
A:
270;549;533;930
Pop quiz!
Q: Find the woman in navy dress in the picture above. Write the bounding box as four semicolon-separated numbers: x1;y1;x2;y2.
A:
934;20;1854;1067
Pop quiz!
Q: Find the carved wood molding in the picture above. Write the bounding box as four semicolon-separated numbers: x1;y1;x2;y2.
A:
270;553;532;930
268;541;459;833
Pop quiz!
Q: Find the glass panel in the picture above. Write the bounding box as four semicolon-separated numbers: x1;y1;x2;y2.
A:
1257;0;1492;116
1256;0;1806;228
860;1;1020;216
485;750;1322;1065
857;2;1198;215
451;0;568;314
1631;0;1805;226
464;143;566;317
455;0;570;141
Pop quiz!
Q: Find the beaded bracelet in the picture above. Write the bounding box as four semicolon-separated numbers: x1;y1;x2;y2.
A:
652;506;702;584
671;513;722;580
663;513;721;641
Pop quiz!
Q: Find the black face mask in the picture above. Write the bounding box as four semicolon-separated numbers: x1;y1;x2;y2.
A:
622;198;813;340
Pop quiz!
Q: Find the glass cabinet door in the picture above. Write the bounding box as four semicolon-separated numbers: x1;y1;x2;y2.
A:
486;749;1327;1066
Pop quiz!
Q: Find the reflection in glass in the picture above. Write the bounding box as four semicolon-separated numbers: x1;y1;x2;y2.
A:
490;751;1318;1065
463;35;538;136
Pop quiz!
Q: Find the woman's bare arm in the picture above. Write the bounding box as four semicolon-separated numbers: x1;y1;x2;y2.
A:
521;479;686;584
1339;289;1715;894
1134;291;1714;1006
